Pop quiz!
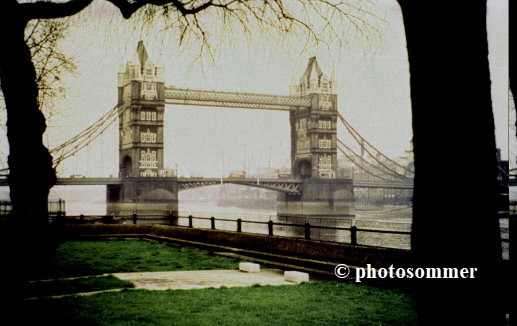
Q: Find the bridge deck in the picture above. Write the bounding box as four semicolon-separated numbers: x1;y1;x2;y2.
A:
0;177;413;190
178;177;303;194
56;177;122;185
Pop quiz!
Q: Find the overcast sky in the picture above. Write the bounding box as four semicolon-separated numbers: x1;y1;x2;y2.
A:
0;0;510;178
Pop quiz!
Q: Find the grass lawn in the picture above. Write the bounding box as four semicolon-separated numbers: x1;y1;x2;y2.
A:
22;275;134;299
21;282;416;326
20;240;416;325
35;240;240;279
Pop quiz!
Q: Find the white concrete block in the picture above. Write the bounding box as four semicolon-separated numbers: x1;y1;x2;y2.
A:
284;271;309;283
239;262;260;273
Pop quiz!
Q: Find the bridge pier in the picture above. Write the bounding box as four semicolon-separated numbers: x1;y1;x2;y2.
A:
276;178;355;219
106;177;178;220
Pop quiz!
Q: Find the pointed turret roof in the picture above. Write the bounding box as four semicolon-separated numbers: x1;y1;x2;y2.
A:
302;57;323;82
137;40;148;68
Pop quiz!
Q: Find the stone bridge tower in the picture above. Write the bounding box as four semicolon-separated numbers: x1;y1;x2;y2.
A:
277;57;354;221
107;41;178;217
117;41;166;177
289;57;338;180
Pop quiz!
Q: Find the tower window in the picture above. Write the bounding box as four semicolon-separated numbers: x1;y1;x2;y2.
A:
318;120;332;129
318;154;333;171
139;148;158;168
140;129;157;143
319;138;331;149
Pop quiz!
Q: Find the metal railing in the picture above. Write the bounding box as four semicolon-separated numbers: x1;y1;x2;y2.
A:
176;215;412;250
179;215;411;245
1;199;66;218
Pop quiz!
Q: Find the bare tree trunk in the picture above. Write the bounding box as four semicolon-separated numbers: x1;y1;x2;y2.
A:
510;0;516;144
0;1;56;226
0;3;57;317
398;1;504;324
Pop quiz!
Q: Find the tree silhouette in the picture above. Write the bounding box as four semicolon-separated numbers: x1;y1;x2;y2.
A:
0;18;76;167
398;1;506;324
510;0;516;148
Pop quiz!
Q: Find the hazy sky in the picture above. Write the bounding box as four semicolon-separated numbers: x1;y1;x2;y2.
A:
0;0;510;178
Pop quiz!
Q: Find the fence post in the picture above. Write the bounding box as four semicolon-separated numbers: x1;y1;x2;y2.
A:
168;212;174;226
188;215;193;228
304;223;311;240
80;214;85;223
268;220;274;236
351;226;357;246
132;212;137;225
211;216;215;230
237;218;242;232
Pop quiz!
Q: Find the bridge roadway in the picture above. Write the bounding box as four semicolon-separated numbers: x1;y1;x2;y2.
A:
0;176;413;191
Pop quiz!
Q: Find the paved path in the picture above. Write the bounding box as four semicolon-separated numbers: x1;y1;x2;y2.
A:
24;269;303;300
112;269;299;290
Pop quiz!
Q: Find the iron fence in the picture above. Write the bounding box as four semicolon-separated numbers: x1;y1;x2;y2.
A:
0;199;66;223
176;214;508;259
174;215;412;249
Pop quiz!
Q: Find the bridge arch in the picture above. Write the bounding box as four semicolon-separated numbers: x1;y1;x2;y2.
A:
178;178;302;194
121;155;132;177
294;159;312;179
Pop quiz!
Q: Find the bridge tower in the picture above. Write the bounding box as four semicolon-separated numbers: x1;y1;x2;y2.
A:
289;57;338;179
277;57;355;220
117;41;166;177
107;41;178;217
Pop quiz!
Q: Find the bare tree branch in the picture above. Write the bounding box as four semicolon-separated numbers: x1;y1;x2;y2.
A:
25;19;77;116
106;0;222;19
21;0;94;20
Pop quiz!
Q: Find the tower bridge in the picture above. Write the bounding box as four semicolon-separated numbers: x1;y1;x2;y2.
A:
0;41;414;218
116;45;341;182
107;41;356;218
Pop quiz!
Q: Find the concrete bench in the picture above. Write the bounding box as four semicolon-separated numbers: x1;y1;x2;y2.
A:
284;271;309;283
239;262;260;273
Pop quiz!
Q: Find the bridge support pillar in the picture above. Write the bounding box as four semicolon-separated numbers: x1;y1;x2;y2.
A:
106;177;178;222
276;178;355;236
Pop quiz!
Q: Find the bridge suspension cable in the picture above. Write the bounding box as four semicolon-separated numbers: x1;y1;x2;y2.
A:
51;105;121;166
337;113;414;179
337;139;401;181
